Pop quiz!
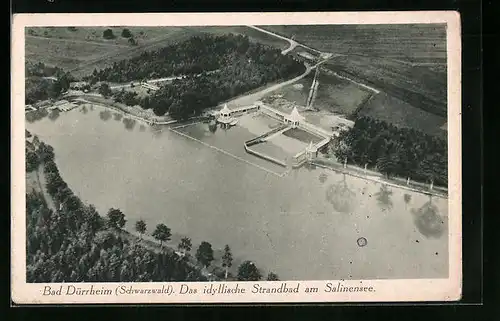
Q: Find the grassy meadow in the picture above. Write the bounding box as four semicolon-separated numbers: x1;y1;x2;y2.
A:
259;24;447;63
25;26;290;79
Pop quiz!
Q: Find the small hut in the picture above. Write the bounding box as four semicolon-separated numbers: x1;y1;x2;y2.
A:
284;106;304;128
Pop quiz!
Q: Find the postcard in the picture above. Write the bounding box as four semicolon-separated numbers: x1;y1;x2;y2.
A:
11;11;462;304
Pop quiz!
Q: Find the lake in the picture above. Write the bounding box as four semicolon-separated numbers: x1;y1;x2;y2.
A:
26;105;449;280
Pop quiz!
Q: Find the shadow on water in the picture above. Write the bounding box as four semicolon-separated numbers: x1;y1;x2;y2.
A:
48;109;60;121
99;110;112;121
403;193;412;209
150;124;163;137
208;121;217;134
123;118;137;131
374;184;393;211
79;105;88;114
26;109;49;123
325;173;356;213
411;198;446;238
139;124;146;132
304;162;317;171
113;113;123;121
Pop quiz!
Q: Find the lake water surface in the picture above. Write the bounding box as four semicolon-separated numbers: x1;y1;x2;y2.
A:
26;105;449;280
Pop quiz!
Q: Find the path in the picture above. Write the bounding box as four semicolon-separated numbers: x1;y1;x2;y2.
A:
109;69;221;90
247;25;323;55
320;67;380;94
35;164;57;212
224;60;328;108
26;35;130;48
312;161;448;199
76;96;177;125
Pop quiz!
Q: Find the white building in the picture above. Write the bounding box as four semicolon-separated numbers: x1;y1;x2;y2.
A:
284;106;304;128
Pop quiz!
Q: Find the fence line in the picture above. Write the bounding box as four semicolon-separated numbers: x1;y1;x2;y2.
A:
169;127;285;178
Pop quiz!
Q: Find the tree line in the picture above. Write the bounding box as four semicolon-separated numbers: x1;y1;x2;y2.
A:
89;34;305;120
26;138;280;282
25;62;76;105
330;116;447;187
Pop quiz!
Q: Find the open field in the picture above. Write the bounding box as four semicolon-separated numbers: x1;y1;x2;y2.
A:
26;27;176;46
193;26;290;49
261;73;314;107
25;36;123;71
259;24;447;64
358;92;447;138
25;26;291;79
313;71;373;117
323;55;447;117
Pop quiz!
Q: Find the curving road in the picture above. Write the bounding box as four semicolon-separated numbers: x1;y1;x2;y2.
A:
224;60;328;108
247;25;323;55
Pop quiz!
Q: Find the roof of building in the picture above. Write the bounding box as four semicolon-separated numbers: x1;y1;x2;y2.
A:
220;104;231;115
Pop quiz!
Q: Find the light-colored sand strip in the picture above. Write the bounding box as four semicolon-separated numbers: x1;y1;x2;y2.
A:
312;162;448;199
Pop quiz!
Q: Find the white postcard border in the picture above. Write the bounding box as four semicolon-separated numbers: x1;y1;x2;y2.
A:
11;11;462;304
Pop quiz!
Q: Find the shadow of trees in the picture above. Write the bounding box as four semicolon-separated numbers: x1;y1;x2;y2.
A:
325;174;356;213
99;110;112;121
123;118;137;131
374;184;393;211
411;197;446;238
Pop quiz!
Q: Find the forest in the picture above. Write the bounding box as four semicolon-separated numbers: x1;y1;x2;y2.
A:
331;116;447;187
25;62;75;105
26;137;278;282
90;34;305;119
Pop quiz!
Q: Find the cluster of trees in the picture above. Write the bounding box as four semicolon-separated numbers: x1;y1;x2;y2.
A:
26;140;205;282
102;28;137;45
26;139;280;282
331;116;447;186
25;62;76;104
86;34;304;119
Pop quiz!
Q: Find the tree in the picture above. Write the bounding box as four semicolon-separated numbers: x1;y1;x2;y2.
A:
221;245;233;279
152;224;171;247
135;220;147;240
403;194;412;208
98;83;112;98
121;28;132;38
195;241;214;268
237;261;262;281
266;272;279;281
103;29;115;40
178;237;192;255
106;208;126;229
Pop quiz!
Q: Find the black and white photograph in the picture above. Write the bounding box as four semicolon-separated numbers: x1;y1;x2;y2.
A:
12;12;462;303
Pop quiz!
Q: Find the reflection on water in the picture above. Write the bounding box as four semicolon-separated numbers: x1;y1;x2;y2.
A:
412;199;446;238
26;109;48;123
80;106;88;114
208;121;217;133
25;105;450;280
113;113;123;121
123;118;137;131
48;109;60;121
325;174;356;213
99;110;112;121
150;124;163;137
403;193;412;209
375;184;393;211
